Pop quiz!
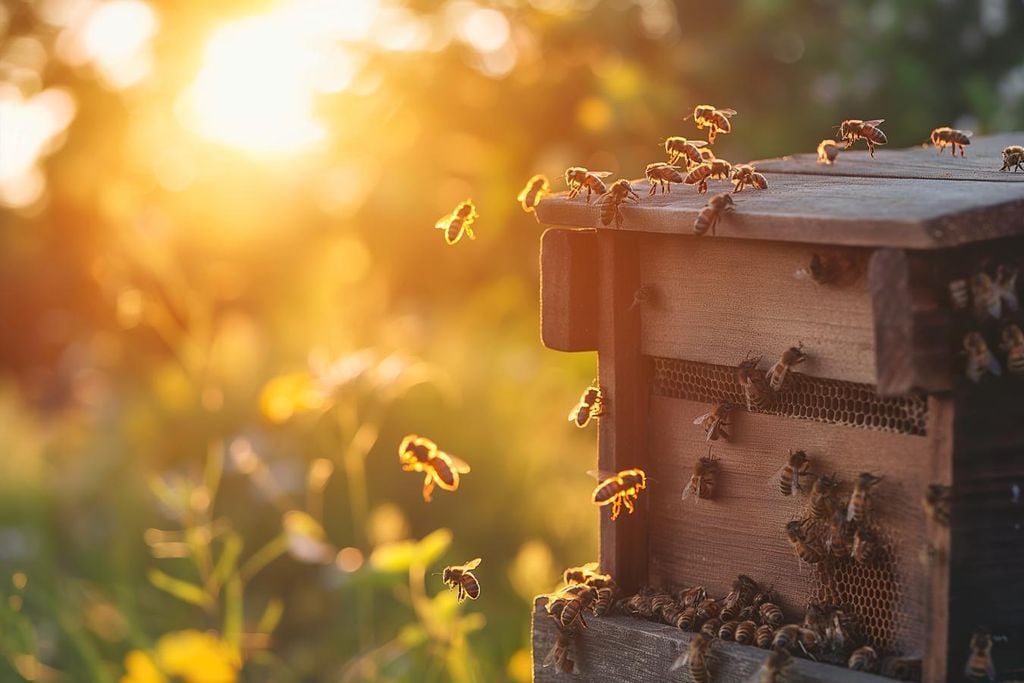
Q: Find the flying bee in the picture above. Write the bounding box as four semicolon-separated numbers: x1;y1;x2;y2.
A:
685;159;733;195
678;585;707;609
995;264;1019;312
826;508;852;560
752;648;793;683
817;139;842;165
442;558;482;602
971;272;1001;320
1000;324;1024;375
699;617;721;637
664;136;709;168
808;473;839;519
848;645;879;673
693;401;735;441
693;192;734;237
434;200;479;245
838;119;887;157
688;104;737;144
759;602;784;628
772;449;811;497
718;619;740;641
564;167;612;203
669;632;714;682
731;164;768;192
735;620;758;645
923;483;952;527
644;162;685;195
738;354;775;412
599;179;640;228
590;468;647;520
517;174;550;213
755;624;775;649
569;382;603;428
1001;145;1024;172
847;472;883;524
852;527;880;565
879;657;922;682
963;331;1002;383
681;447;718;503
964;627;996;682
398;434;471;503
767;342;807;392
786;520;824;566
542;632;578;674
930;127;972;156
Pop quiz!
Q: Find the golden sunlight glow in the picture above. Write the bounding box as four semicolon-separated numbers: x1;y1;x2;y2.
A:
58;0;158;89
0;84;77;208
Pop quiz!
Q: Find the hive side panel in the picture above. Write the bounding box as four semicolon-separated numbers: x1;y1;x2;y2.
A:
637;235;878;386
540;227;599;352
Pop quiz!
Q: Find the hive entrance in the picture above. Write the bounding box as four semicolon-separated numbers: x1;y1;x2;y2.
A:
650;357;928;436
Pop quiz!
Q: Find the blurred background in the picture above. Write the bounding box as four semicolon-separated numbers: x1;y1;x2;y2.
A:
1;0;1023;680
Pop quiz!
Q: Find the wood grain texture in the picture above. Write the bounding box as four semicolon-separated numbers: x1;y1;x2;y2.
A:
540;228;599;352
531;600;893;682
753;132;1024;182
645;395;930;655
596;230;651;594
923;397;953;683
638;235;877;385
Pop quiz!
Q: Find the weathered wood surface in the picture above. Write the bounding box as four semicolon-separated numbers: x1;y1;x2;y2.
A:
534;135;1024;249
754;132;1024;182
923;397;953;683
532;600;893;682
646;396;930;655
638;235;877;385
540;228;599;352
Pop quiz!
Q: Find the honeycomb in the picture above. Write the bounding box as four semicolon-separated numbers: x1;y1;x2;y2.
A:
650;357;928;436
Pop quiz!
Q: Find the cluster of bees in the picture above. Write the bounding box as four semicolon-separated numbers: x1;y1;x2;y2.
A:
540;563;620;674
947;259;1022;382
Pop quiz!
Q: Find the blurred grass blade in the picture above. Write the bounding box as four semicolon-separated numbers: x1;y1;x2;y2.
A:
240;534;288;581
257;598;285;635
204;439;225;505
211;531;244;591
224;575;243;649
147;569;213;611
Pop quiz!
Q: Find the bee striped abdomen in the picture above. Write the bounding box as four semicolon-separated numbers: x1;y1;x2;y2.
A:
848;645;879;672
735;620;758;645
718;619;740;641
755;624;774;648
698;616;720;636
431;454;457;489
460;574;480;600
592;480;620;505
759;602;784;628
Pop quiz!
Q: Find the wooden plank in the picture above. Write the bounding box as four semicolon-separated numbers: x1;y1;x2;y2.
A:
540;227;599;352
923;397;953;683
532;600;893;682
645;396;930;656
754;132;1024;182
596;229;650;594
868;249;953;395
638;235;877;385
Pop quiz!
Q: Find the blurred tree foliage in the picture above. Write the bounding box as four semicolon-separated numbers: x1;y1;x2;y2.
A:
0;0;1022;680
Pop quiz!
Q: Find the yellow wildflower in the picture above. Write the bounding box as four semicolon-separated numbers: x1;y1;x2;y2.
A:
156;630;240;683
120;650;166;683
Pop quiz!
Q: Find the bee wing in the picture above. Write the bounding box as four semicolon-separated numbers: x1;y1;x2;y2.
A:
590;171;613;178
692;412;713;425
962;131;974;138
668;648;690;672
719;108;738;116
864;119;885;126
691;140;708;148
680;480;698;502
516;185;531;202
586;469;618;481
448;454;472;474
434;215;452;230
461;557;482;570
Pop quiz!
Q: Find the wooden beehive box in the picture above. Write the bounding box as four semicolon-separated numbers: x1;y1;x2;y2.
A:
532;134;1024;682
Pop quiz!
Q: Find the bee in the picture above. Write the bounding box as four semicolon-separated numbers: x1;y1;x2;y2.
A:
999;145;1024;172
766;343;807;392
398;434;471;503
772;449;811;497
923;483;952;527
879;656;922;682
755;624;775;649
1000;324;1024;374
753;649;793;683
664;136;709;168
685;159;733;195
759;602;784;628
826;508;852;560
772;624;820;656
672;606;698;631
565;167;612;203
803;599;829;636
678;585;707;609
542;632;578;674
848;645;879;672
681;447;719;503
793;251;862;287
964;627;996;682
591;468;647;520
995;264;1019;312
621;592;654;618
644;162;685;195
846;472;883;524
592;586;616;616
852;527;880;564
599;179;640;228
695;597;721;622
738;354;775;412
442;558;482;602
735;620;758;645
517;174;550;213
963;332;1002;383
669;632;714;682
817;139;842;165
786;520;824;566
699;147;717;162
688;104;737;144
629;285;655;311
693;192;735;237
699;616;721;637
838;119;887;157
563;561;600;585
808;474;839;520
971;272;1001;320
731;164;768;192
718;619;740;641
569;383;603;428
550;584;597;631
949;278;971;310
434;200;479;245
930;127;972;157
693;402;735;441
651;591;677;621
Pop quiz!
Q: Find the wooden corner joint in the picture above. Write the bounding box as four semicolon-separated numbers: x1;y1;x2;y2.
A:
540;228;599;352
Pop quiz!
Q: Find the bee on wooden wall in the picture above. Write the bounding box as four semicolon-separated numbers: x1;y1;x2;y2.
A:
664;136;708;168
435;200;478;245
693;192;734;236
699;616;721;637
879;656;922;681
548;583;598;631
930;127;972;156
735;620;758;645
517;174;550;213
808;473;840;519
949;278;971;310
568;382;603;428
1000;324;1024;375
687;104;737;144
737;354;775;412
838;119;887;157
542;632;578;674
1000;145;1024;172
442;558;482;602
772;449;811;496
848;645;880;672
971;272;1001;320
629;285;656;311
766;342;807;392
817;139;842;165
669;632;714;682
592;586;616;616
923;483;952;527
677;585;707;609
695;597;721;622
772;624;820;656
754;648;793;683
590;468;647;520
693;401;734;441
731;163;768;192
852;527;880;564
803;598;829;635
682;447;718;503
399;434;471;503
599;179;640;228
644;162;685;195
755;623;775;649
759;601;784;628
786;520;824;566
964;627;997;682
685;159;733;195
565;166;612;202
793;251;863;287
620;591;655;618
717;619;740;641
562;561;600;586
995;264;1019;312
962;331;1002;383
847;472;883;524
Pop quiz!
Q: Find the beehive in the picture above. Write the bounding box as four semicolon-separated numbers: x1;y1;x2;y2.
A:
532;134;1024;682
